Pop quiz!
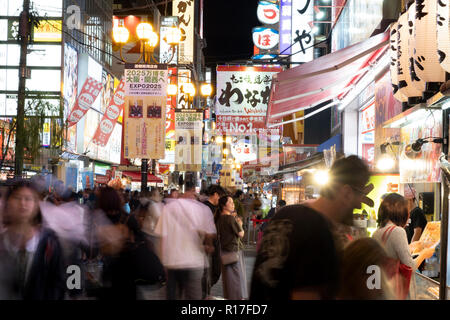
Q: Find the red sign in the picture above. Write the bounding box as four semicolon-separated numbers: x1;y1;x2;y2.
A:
361;102;375;134
158;164;170;175
362;144;375;167
92;78;126;147
216;115;266;135
67;77;103;127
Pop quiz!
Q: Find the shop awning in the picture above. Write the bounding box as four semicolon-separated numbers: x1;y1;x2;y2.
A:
122;171;163;183
266;30;390;126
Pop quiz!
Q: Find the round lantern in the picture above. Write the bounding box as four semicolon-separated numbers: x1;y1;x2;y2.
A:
397;11;423;101
413;0;446;85
437;0;450;72
390;22;408;102
407;2;427;93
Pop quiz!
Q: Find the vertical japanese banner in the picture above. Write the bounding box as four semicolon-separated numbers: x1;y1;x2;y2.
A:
177;69;192;109
175;110;203;172
124;64;168;160
173;0;195;64
159;16;179;64
66;77;103;127
279;0;292;55
291;0;314;63
42;119;51;147
63;43;78;152
92;78;126;147
215;66;281;135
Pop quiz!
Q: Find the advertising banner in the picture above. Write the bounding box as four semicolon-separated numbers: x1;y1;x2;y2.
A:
177;69;192;109
175;110;203;171
291;0;314;63
279;0;292;55
159;16;179;64
124;64;168;160
65;167;78;191
101;70;115;113
216;66;281;135
81;170;94;190
374;72;402;171
173;0;195;64
92;78;126;147
63;43;78;152
42;118;51;147
67;76;103;128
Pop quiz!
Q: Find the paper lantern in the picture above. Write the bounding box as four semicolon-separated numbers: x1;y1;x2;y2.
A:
413;0;446;83
437;0;450;72
390;22;408;102
397;11;423;99
407;3;427;93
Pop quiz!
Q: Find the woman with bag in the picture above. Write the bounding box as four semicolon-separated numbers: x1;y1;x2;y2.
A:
372;193;434;300
216;196;247;300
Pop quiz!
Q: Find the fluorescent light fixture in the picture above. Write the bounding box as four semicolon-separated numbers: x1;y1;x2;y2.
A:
383;108;429;129
376;155;395;171
442;100;450;110
316;10;325;20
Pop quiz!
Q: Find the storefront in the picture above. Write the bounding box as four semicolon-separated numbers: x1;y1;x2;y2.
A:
121;171;164;191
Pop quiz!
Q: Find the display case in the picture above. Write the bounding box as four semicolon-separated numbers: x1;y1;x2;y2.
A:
415;272;440;300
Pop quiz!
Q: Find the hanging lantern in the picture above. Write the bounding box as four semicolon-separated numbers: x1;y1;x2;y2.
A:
437;0;450;72
407;2;427;93
413;0;446;86
397;11;423;102
390;22;408;103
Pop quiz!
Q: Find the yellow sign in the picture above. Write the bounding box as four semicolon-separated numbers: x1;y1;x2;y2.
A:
33;20;62;42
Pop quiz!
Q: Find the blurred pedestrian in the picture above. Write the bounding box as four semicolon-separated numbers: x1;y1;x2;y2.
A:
201;185;226;297
338;237;394;300
260;200;286;232
216;195;247;299
93;186;146;300
250;156;375;300
123;190;131;214
129;191;140;212
154;182;216;300
233;190;245;220
0;180;65;300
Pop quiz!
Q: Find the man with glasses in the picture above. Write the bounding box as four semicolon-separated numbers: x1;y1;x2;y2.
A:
250;155;374;300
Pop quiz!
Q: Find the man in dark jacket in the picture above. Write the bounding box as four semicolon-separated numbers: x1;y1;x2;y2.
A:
201;185;226;298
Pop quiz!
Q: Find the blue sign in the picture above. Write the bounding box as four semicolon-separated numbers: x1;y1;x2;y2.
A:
65;167;78;191
317;134;342;153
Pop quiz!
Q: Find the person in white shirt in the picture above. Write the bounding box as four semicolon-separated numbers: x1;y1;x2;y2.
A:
154;182;216;300
372;193;434;299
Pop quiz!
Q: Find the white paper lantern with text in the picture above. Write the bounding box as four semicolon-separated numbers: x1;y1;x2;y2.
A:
408;3;427;93
414;0;446;83
390;22;408;102
397;11;423;99
437;0;450;72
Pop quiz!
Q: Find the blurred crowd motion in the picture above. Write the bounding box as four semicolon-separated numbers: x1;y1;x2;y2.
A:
0;177;252;300
0;156;437;300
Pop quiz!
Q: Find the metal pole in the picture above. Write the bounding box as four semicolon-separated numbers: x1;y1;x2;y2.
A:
15;0;30;177
440;178;449;300
141;159;148;193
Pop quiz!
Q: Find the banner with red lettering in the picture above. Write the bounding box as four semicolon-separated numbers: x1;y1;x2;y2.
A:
92;78;126;147
67;77;103;127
